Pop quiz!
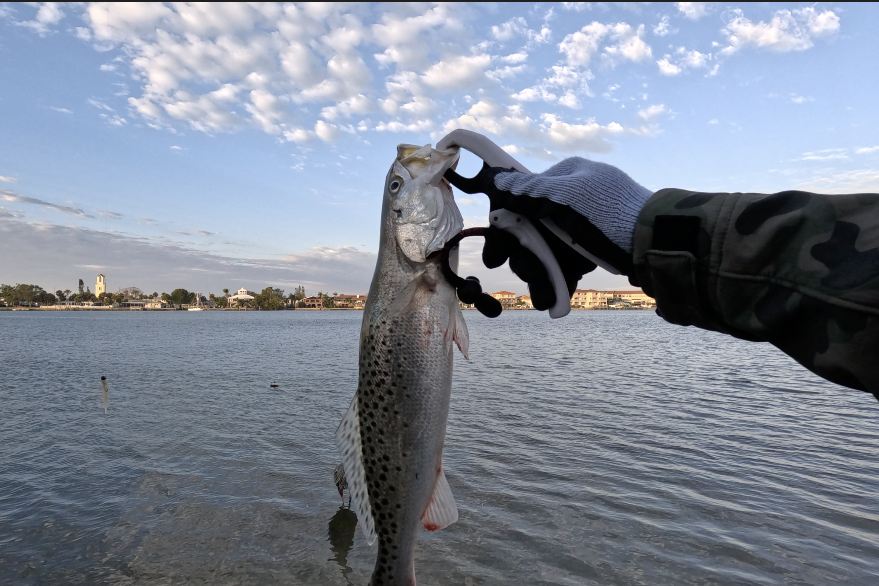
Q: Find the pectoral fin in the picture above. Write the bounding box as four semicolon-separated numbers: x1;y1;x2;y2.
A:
335;395;377;545
387;273;436;317
421;468;458;531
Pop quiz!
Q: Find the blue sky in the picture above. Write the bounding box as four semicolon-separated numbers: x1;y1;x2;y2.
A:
1;2;877;297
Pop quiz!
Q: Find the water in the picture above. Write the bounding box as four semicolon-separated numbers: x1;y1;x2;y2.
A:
1;310;877;585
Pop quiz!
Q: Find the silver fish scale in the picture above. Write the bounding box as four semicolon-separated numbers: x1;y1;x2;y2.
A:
358;293;456;586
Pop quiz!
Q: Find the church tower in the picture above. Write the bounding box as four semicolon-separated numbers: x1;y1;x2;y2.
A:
96;274;106;297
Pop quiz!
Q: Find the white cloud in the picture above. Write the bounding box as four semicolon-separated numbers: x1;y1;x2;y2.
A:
675;3;712;20
603;24;653;64
375;119;436;133
0;216;379;295
440;99;664;154
421;54;493;90
559;22;609;66
561;2;591;11
315;120;340;142
17;2;65;36
87;99;114;112
559;21;652;68
790;95;813;104
855;146;879;155
721;7;840;54
797;169;879;194
657;58;681;76
512;65;593;108
170;145;182;150
51;107;73;114
320;94;373;120
502;52;528;64
0;176;19;183
800;149;847;161
372;4;467;71
98;210;123;219
491;17;528;42
100;64;116;72
1;188;92;217
708;119;719;124
245;89;289;134
37;3;676;154
283;128;312;143
101;114;128;126
657;47;709;76
653;16;676;37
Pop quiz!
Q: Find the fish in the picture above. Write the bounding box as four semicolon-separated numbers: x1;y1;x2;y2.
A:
336;143;469;586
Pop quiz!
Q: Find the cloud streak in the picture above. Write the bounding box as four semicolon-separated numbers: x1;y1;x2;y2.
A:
0;188;93;217
0;215;379;295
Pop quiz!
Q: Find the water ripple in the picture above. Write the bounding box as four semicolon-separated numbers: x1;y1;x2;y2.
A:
0;310;877;585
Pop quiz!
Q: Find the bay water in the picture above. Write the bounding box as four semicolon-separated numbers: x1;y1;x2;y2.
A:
1;310;877;585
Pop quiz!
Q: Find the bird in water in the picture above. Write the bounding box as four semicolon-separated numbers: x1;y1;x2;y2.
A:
334;463;349;506
101;376;109;414
270;381;279;388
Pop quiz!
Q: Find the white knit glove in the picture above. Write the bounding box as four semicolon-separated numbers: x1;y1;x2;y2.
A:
495;157;652;254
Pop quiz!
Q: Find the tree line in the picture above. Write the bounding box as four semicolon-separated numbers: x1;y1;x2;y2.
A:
1;281;310;310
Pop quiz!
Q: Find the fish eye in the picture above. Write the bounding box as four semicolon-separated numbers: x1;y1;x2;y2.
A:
388;176;403;194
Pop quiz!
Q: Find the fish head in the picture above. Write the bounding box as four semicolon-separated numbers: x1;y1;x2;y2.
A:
386;144;463;263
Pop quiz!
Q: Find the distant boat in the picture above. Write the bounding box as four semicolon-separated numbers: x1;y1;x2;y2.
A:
188;293;205;311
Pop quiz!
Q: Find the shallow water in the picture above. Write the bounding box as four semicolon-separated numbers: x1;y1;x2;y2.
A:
1;310;877;585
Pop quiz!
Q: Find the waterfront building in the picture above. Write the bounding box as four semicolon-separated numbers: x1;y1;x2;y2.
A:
335;294;368;308
95;274;106;298
144;299;171;309
489;291;517;309
570;289;655;309
571;289;608;309
228;287;255;308
516;295;533;309
607;290;655;308
302;296;323;309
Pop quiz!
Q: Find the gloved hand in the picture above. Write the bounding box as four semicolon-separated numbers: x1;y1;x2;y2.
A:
445;157;653;310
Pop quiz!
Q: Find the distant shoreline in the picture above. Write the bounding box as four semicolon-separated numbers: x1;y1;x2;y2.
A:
1;306;654;312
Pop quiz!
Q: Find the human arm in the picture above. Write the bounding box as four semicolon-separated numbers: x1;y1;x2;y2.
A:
633;188;879;400
445;154;879;400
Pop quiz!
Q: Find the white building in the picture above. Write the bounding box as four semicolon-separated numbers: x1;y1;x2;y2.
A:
228;287;255;308
95;274;106;297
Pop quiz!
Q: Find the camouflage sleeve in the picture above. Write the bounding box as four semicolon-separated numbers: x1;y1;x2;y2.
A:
632;189;879;401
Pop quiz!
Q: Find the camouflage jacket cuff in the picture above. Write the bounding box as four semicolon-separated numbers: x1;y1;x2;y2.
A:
632;188;879;398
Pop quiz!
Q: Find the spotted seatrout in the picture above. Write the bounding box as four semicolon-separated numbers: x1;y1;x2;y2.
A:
336;144;468;586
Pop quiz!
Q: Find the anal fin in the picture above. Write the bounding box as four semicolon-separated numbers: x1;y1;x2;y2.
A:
421;468;458;531
335;394;377;545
